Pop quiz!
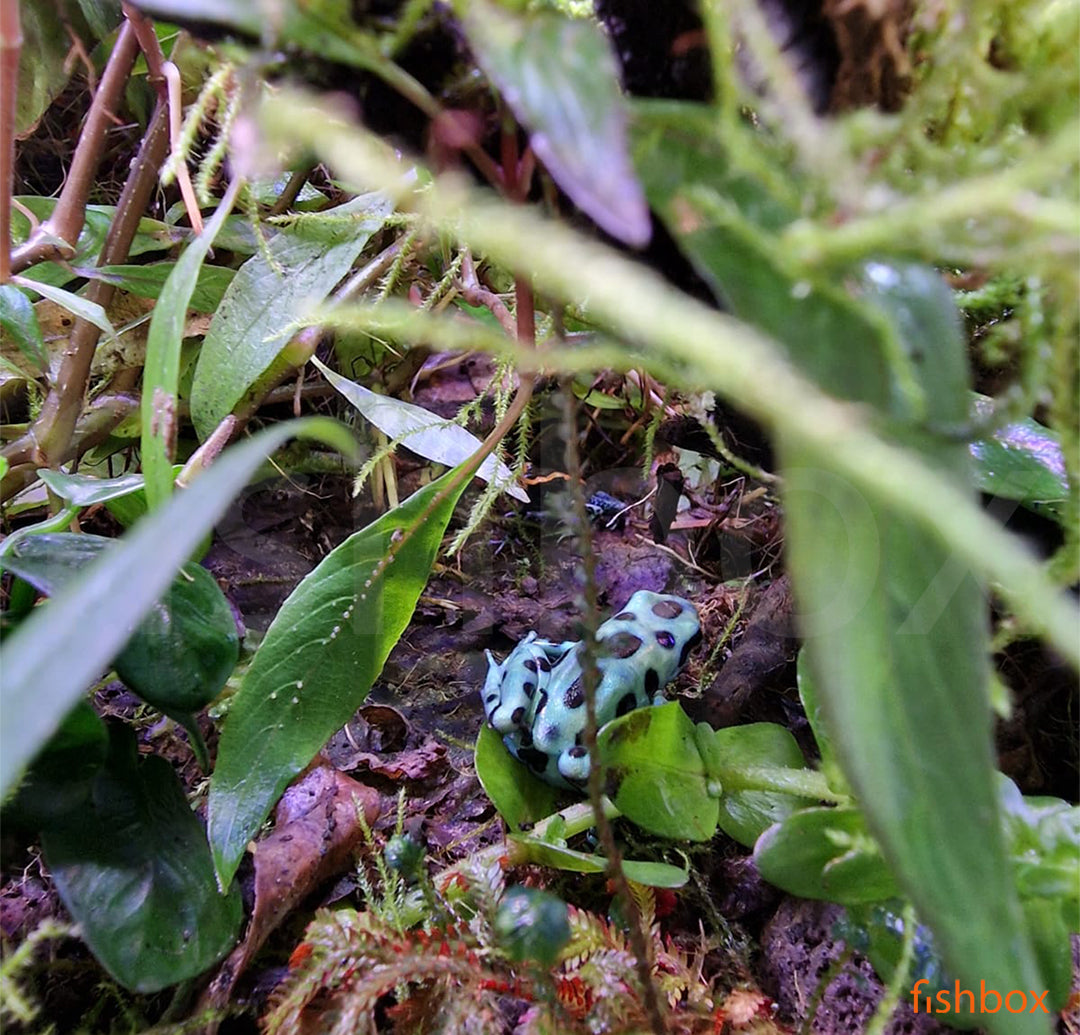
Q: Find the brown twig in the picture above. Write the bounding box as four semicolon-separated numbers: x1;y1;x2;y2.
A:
0;0;21;283
562;384;668;1035
1;99;171;499
10;20;140;273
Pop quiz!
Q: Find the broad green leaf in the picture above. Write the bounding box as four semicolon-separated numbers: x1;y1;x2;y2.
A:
969;403;1068;519
596;702;718;841
12;276;118;344
780;266;1047;1032
39;470;148;507
208;462;471;888
693;722;807;848
475;724;559;830
0;417;356;799
464;2;649;246
74;262;236;313
312;356;528;502
191;192;393;439
42;725;243;993
0;283;47;373
142;184;239;511
508;834;688;888
631;102;901;409
113;562;240;718
2;701;107;829
2;533;236;716
754;807;900;905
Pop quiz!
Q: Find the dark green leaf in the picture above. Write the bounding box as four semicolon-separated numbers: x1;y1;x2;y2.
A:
208;463;471;888
190;192;393;439
0;417;357;799
464;3;649;246
0;283;47;373
12;200;115;289
597;702;718;841
795;650;846;792
753;807;900;904
693;722;807;847
75;262;237;313
970;406;1068;519
475;724;560;830
2;701;107;828
114;562;239;717
42;725;242;992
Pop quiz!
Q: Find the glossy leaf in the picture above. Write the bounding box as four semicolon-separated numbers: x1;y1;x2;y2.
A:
208;462;471;888
12;276;118;345
475;724;559;830
0;283;47;373
509;835;688;888
2;700;107;829
693;722;807;847
313;357;528;501
75;262;236;313
113;561;239;717
795;650;846;793
970;404;1068;519
142;185;239;511
191;192;393;439
0;417;357;799
42;725;243;992
464;2;649;246
596;702;718;841
754;807;900;905
38;470;148;507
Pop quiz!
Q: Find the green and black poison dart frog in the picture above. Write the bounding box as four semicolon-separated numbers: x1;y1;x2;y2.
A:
482;591;702;788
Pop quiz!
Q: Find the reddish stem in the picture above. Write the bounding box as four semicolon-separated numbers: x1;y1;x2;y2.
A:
0;0;21;283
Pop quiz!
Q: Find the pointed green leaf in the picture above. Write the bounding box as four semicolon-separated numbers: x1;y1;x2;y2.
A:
464;2;649;246
313;356;528;501
208;462;472;887
141;184;239;511
12;276;118;344
0;417;356;799
190;192;393;439
780;266;1047;1033
75;262;236;313
508;834;688;888
38;470;148;507
0;283;47;373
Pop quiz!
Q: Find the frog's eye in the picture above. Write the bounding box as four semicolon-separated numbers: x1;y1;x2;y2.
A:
606;632;643;658
655;630;676;649
651;599;685;620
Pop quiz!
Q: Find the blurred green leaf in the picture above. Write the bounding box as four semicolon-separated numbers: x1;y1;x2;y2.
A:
464;2;648;246
0;417;356;800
